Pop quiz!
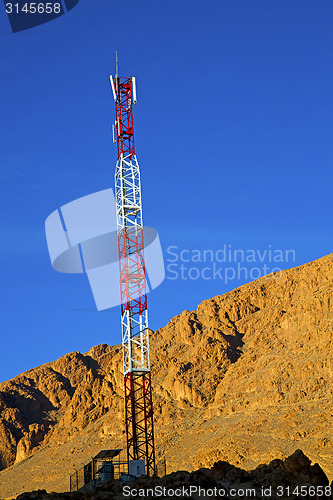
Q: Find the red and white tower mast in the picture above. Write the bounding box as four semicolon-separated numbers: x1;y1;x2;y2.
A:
110;66;156;476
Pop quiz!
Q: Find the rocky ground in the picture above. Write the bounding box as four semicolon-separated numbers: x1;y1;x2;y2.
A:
0;253;332;499
13;450;333;500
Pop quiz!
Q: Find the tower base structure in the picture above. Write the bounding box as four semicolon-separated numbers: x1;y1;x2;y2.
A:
124;371;155;476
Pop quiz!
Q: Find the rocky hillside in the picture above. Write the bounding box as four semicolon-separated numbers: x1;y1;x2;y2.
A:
0;253;332;498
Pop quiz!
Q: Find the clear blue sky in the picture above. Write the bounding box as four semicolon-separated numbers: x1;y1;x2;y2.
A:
0;0;332;382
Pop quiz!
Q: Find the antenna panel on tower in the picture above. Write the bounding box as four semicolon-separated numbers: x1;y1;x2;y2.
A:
110;75;117;101
132;77;137;104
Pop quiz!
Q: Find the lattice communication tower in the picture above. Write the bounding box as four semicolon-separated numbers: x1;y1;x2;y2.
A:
110;68;156;476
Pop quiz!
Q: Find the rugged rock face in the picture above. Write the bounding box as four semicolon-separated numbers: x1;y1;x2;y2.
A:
0;253;332;498
15;423;48;464
0;346;124;468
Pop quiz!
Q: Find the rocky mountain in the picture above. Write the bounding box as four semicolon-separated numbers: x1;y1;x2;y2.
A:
0;253;332;499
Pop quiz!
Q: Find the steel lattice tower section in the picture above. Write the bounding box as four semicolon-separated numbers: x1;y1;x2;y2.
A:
110;72;156;477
